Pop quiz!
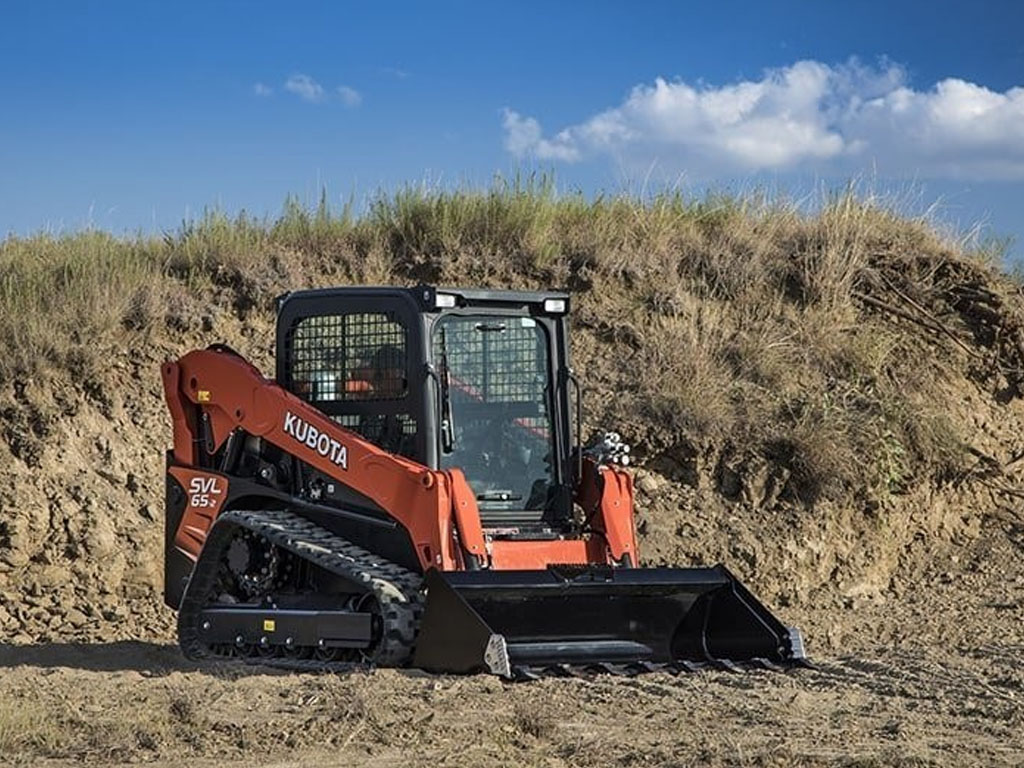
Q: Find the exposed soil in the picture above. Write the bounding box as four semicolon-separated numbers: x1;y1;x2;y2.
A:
2;247;1024;765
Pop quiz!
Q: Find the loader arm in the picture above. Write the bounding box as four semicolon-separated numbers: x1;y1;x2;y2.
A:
161;346;485;571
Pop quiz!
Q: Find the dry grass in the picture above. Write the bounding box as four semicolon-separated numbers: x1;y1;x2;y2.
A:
1;178;1019;506
0;698;65;759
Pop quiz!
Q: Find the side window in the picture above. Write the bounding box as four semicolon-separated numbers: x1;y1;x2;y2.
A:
287;313;408;403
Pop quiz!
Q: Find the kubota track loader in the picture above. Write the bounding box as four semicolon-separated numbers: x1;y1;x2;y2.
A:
162;285;806;677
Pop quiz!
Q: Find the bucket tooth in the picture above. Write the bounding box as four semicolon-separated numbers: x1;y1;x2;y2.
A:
483;634;511;678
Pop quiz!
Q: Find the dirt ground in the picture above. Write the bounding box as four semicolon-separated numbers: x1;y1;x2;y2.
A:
3;245;1024;765
0;516;1020;767
0;645;1018;768
1;347;1023;766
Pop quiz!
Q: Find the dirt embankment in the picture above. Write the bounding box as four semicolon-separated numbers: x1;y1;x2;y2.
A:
0;194;1022;765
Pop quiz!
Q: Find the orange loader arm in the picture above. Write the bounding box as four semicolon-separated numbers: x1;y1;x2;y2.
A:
162;347;487;572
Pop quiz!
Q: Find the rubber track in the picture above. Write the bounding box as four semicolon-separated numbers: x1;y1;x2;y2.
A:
178;509;424;672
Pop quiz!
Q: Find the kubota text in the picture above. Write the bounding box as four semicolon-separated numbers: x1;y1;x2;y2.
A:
283;411;349;469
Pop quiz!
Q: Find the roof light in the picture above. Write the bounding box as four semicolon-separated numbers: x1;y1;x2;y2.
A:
543;298;567;314
435;293;457;309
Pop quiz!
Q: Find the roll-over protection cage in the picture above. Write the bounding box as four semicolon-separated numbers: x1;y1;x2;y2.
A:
274;284;577;529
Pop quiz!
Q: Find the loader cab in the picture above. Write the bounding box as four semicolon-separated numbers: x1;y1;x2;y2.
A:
275;284;576;533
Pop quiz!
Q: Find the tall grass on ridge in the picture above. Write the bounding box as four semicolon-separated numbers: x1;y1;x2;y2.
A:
1;178;1016;505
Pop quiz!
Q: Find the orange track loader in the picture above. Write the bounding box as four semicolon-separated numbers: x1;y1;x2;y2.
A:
162;285;806;676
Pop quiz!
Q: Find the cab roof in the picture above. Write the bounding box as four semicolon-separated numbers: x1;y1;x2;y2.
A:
277;283;570;313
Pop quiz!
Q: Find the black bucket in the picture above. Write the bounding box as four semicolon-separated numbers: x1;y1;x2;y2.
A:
412;564;806;676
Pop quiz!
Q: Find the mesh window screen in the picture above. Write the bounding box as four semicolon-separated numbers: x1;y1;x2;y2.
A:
287;313;408;403
433;315;556;514
434;316;551;435
332;413;418;457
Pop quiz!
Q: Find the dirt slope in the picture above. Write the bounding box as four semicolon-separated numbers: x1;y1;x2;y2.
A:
1;194;1023;765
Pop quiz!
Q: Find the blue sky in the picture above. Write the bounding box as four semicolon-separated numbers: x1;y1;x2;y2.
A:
2;1;1022;257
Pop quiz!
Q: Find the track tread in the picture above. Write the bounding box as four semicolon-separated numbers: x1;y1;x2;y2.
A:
178;509;423;672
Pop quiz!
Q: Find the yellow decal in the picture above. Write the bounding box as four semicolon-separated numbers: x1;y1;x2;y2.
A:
197;390;211;402
263;619;276;632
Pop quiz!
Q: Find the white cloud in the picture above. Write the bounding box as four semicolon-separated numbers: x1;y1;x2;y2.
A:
503;60;1024;180
253;82;273;96
285;73;326;103
502;110;580;161
337;85;362;107
280;74;363;107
